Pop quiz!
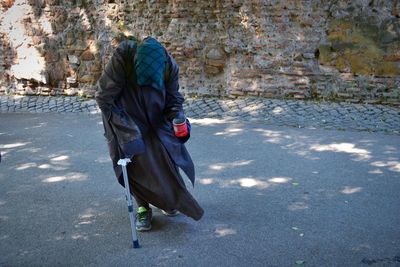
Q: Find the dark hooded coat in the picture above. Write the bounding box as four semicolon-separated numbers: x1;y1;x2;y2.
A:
95;39;203;221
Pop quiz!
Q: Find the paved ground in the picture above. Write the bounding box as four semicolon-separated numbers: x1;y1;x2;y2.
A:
1;95;400;135
1;111;399;266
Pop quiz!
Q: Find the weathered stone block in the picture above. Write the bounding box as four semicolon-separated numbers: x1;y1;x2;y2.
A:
232;69;263;79
88;61;102;72
206;47;225;60
380;18;400;44
69;40;88;51
205;65;222;75
337;93;353;98
384;54;400;62
80;50;95;61
78;74;95;84
206;59;225;68
68;55;80;65
375;62;400;77
66;77;77;84
45;51;60;63
229;90;245;96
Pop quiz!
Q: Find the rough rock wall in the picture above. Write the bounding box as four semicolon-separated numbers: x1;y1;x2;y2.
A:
0;0;399;103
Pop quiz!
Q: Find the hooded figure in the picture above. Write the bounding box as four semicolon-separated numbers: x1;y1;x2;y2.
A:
95;37;204;231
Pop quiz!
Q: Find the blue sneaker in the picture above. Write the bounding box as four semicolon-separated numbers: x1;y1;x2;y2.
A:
135;206;152;231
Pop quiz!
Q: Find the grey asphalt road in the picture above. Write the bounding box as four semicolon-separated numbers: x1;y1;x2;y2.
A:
0;113;399;267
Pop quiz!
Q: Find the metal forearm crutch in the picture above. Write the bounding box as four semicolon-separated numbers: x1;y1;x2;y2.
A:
117;158;140;248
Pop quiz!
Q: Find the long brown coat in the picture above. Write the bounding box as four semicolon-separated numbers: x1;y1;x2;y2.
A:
95;40;203;221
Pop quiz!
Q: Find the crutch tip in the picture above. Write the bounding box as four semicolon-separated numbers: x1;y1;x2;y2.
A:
133;240;140;248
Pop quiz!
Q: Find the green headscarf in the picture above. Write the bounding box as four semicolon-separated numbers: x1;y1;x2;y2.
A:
135;37;167;90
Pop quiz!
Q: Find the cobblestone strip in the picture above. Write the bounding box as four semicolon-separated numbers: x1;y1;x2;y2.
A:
1;95;399;134
184;98;400;135
0;96;100;114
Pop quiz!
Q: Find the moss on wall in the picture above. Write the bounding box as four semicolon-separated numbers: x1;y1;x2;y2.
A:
319;17;400;77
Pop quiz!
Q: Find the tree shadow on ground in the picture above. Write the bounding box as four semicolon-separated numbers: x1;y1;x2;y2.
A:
1;114;399;266
188;118;400;266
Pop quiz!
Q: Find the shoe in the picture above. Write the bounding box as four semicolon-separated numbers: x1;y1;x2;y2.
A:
135;206;152;231
161;209;179;217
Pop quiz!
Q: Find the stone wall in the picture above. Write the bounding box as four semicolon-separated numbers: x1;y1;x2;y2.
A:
0;0;399;103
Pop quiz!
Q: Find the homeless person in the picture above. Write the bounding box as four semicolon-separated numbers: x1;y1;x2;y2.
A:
95;36;204;231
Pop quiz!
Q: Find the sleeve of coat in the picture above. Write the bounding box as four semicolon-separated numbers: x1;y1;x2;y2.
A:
164;54;185;121
96;41;145;158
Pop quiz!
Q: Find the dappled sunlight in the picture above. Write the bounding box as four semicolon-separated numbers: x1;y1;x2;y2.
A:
253;128;288;144
77;221;93;225
239;8;251;30
24;122;47;130
50;155;69;162
371;160;400;173
268;177;292;184
0;142;31;159
341;186;363;194
38;15;53;35
68;208;106;242
383;145;397;155
209;160;253;171
310;143;371;160
189;118;227;126
79;210;96;220
288;201;309;211
388;162;400;172
37;163;67;171
95;155;111;164
52;208;102;242
75;208;97;227
368;169;383;174
42;172;87;183
290;149;321;160
16;162;37;170
54;233;67;241
71;233;89;241
198;174;295;190
0;142;30;149
214;224;237;237
19;147;41;153
0;0;48;83
198;178;215;185
224;177;269;189
282;141;321;160
272;106;285;114
90;109;101;115
242;102;264;115
215;127;244;137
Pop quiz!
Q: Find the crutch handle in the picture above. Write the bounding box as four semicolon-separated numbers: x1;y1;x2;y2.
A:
117;158;131;166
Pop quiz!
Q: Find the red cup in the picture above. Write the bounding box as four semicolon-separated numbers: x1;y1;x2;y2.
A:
173;118;188;137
